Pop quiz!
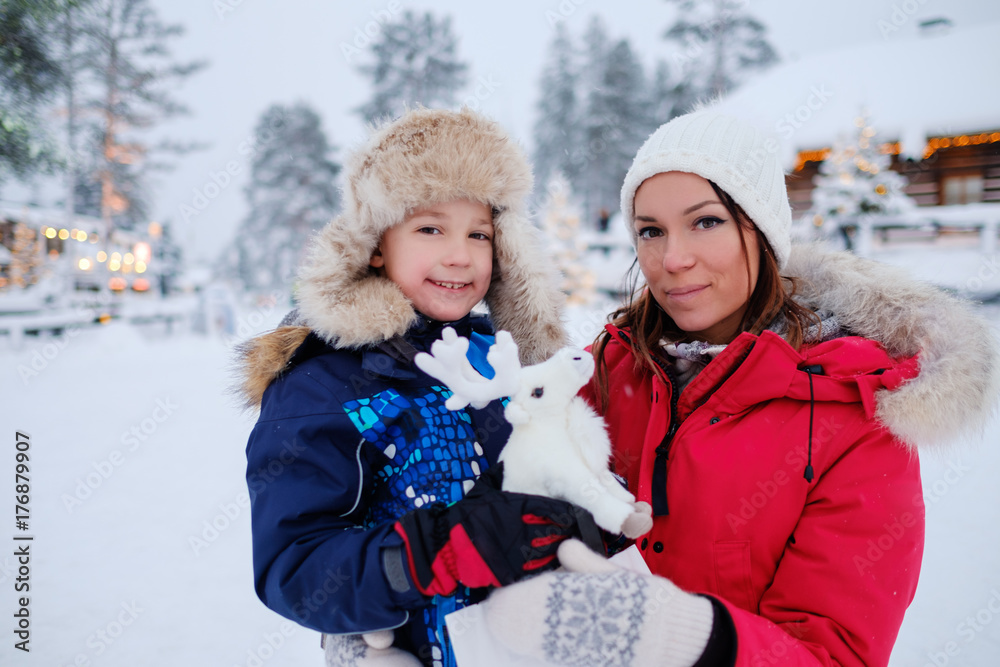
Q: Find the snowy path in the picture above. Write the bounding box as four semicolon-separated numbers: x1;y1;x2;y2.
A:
0;302;998;666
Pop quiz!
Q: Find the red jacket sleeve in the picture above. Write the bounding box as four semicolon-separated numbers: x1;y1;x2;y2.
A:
717;422;925;667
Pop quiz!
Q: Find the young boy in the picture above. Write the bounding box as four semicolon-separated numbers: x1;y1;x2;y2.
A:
237;108;594;667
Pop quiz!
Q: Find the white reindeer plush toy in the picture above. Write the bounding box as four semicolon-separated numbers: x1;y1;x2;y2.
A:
415;328;653;539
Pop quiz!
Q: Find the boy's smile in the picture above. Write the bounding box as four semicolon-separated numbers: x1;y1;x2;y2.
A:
370;199;494;323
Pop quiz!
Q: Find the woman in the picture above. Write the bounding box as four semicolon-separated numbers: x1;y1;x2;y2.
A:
481;111;1000;666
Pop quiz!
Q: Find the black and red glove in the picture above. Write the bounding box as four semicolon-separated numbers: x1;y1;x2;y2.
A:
394;464;602;597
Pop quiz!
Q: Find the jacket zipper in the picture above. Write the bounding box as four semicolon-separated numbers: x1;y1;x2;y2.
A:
651;359;680;516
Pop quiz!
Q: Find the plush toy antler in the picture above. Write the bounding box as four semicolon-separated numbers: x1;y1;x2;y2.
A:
416;328;652;539
415;327;522;410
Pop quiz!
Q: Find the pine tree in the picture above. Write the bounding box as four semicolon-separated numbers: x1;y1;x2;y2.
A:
66;0;206;238
650;59;694;124
0;0;66;183
578;21;649;228
532;23;580;201
226;103;341;296
355;11;468;124
807;112;913;249
663;0;777;101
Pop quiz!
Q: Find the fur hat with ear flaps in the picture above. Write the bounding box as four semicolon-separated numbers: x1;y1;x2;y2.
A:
236;108;567;409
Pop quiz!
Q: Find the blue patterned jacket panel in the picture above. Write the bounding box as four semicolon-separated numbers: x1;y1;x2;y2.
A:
246;315;510;663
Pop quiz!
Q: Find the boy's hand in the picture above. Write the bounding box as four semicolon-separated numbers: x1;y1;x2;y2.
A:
393;464;602;597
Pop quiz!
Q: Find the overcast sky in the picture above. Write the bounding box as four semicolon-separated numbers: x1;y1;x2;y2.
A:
75;1;1000;261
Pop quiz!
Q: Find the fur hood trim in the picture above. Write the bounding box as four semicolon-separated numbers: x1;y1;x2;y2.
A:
788;244;1000;449
295;107;565;361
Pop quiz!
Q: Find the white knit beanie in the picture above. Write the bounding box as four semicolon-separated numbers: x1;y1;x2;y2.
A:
620;111;792;269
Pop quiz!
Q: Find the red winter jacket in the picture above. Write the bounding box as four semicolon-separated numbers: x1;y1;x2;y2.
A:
582;325;924;667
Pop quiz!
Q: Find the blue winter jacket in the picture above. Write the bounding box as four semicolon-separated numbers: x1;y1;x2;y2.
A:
245;313;510;662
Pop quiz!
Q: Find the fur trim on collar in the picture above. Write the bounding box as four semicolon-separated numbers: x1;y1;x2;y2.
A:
787;244;1000;450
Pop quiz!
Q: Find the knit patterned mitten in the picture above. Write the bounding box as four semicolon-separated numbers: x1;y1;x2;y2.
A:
482;540;714;667
323;631;422;667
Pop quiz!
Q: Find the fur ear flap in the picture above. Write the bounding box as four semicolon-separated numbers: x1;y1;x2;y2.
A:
486;210;566;365
295;214;419;347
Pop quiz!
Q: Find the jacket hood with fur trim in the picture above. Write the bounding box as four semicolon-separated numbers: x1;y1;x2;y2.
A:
785;244;999;449
235;108;567;409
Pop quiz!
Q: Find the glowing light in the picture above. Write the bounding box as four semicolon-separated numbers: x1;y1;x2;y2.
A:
131;278;150;292
135;261;147;273
98;313;113;325
108;277;127;291
58;229;69;240
875;184;888;195
123;253;135;265
111;252;122;262
78;258;92;271
133;242;151;263
44;227;57;239
97;251;108;262
89;233;100;244
148;221;162;238
108;260;122;271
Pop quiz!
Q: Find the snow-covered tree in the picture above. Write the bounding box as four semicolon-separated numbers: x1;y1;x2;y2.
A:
532;22;580;202
650;59;695;124
225;103;341;295
355;11;468;124
0;0;65;183
66;0;206;237
807;112;914;249
579;26;649;227
540;174;597;306
663;0;777;101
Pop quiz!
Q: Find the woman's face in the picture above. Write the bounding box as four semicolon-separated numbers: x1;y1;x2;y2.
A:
633;171;760;345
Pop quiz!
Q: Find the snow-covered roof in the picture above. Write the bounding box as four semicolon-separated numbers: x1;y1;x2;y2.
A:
0;201;103;233
711;22;1000;167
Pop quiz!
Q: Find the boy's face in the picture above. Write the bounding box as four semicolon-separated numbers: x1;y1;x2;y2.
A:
370;199;494;323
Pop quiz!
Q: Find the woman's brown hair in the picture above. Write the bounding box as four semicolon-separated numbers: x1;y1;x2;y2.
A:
591;181;818;410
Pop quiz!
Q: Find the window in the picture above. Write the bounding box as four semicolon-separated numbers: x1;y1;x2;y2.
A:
942;174;983;205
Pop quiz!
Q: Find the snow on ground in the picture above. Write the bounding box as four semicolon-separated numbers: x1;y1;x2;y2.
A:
0;245;999;666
